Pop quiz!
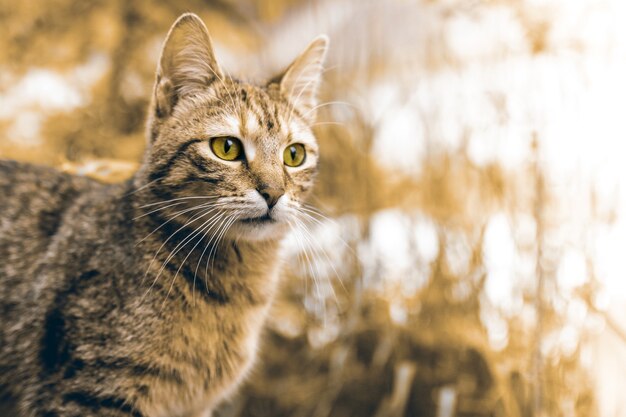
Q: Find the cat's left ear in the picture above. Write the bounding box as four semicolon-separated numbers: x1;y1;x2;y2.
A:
274;35;329;124
153;13;223;118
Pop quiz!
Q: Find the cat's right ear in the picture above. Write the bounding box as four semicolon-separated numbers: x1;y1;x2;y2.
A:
153;13;222;118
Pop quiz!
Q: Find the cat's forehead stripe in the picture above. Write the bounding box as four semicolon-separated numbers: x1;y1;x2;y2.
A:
247;88;285;135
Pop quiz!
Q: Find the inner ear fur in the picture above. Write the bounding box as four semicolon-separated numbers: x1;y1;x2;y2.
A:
271;35;329;124
152;13;223;119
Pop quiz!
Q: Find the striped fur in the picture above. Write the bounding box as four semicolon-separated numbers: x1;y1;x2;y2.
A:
0;13;327;417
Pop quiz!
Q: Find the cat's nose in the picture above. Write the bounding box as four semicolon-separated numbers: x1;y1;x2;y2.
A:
257;186;284;209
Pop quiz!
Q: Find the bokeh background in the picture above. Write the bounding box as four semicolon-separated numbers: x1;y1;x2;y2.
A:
2;0;626;416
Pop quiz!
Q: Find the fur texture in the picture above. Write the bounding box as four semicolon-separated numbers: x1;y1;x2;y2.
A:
0;13;327;417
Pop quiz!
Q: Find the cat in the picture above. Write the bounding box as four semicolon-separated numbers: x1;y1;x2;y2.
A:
0;13;327;417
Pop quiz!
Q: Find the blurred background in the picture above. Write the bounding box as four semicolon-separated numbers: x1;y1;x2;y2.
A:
2;0;626;416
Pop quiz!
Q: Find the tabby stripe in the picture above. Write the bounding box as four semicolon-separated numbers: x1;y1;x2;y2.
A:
163;255;229;304
40;270;101;373
257;96;275;132
64;357;151;378
186;153;223;185
148;139;203;184
188;153;212;174
62;391;143;417
249;98;267;131
232;241;243;263
38;180;78;236
273;104;283;132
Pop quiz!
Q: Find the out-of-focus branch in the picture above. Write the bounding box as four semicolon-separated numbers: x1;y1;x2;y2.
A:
578;293;626;345
373;361;417;417
531;133;545;417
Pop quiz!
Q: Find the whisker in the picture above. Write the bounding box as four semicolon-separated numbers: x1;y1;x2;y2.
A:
293;215;347;299
147;209;227;304
162;211;230;309
204;59;238;116
299;205;355;255
133;201;187;220
125;177;162;196
286;220;309;297
287;218;327;323
311;121;345;128
202;211;235;282
286;75;320;124
299;100;355;122
136;201;231;245
138;196;222;209
292;216;341;310
191;215;226;306
208;210;242;274
139;206;222;291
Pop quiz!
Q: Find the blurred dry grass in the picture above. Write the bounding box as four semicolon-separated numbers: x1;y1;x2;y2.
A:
0;1;612;416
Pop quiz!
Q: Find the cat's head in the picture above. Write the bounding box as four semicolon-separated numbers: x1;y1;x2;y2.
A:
140;14;328;241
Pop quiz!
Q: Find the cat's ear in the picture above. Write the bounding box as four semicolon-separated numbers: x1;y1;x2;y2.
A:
275;35;329;123
153;13;222;118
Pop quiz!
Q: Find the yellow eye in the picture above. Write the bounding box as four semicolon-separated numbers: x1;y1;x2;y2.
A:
283;143;306;167
210;137;243;161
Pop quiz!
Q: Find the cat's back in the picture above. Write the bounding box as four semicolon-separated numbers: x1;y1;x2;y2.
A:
0;159;96;288
0;159;96;235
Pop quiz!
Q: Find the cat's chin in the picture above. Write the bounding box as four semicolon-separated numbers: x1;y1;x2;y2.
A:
227;220;290;242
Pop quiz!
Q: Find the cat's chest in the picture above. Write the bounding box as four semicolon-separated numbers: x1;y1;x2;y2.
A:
141;304;269;417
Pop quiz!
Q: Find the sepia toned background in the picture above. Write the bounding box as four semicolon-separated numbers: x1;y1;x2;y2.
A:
1;0;626;416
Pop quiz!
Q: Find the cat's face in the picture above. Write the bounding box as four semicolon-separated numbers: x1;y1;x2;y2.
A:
142;14;327;241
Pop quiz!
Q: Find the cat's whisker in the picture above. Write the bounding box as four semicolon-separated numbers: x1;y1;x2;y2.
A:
297;205;355;256
202;211;235;280
140;206;224;292
311;121;345;128
207;94;237;116
192;213;228;306
208;210;243;274
283;44;326;124
320;64;339;75
136;201;231;246
195;210;241;303
287;218;327;322
286;220;309;298
296;209;352;295
138;199;231;221
298;214;347;296
291;216;342;309
137;203;214;246
286;75;320;124
286;219;312;290
138;196;222;209
148;209;228;304
162;210;230;309
299;100;355;122
204;216;231;278
204;58;238;116
133;200;187;220
125;177;162;196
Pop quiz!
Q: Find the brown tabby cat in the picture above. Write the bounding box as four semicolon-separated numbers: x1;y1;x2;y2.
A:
0;13;327;417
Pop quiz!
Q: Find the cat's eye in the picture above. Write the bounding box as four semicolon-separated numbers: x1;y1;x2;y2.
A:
283;143;306;167
210;137;243;161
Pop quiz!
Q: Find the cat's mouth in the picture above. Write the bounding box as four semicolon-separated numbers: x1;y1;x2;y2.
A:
240;213;276;224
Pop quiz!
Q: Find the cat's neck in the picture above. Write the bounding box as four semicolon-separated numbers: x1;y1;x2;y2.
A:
125;178;284;306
